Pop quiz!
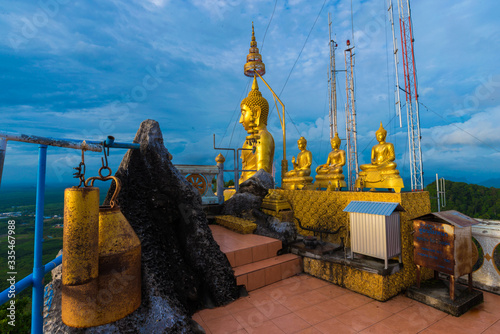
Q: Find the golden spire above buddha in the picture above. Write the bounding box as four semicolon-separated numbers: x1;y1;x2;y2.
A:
355;122;404;192
244;22;266;77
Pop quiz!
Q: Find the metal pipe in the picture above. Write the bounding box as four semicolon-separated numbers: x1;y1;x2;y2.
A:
295;217;344;236
436;173;440;212
0;131;102;152
0;255;62;305
0;131;140;152
32;145;47;334
0;138;6;189
105;136;115;147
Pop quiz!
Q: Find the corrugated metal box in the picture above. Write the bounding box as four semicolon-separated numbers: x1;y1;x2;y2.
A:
344;201;404;269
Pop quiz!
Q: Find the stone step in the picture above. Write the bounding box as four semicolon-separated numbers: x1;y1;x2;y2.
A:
210;225;303;291
214;215;257;234
233;254;303;291
210;225;282;267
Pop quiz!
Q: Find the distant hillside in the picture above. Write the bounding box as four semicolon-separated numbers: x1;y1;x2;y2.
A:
478;178;500;189
425;180;500;219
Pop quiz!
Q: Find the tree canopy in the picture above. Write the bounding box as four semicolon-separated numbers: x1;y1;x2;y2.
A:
426;180;500;219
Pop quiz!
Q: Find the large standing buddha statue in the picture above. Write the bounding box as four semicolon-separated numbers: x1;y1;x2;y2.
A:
239;76;275;183
239;23;275;184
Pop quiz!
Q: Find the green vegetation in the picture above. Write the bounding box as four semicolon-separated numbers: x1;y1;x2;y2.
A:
0;292;31;333
0;185;72;332
426;180;500;219
211;178;235;192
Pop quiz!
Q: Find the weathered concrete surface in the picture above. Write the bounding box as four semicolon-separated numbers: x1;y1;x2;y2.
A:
43;120;238;333
406;279;483;317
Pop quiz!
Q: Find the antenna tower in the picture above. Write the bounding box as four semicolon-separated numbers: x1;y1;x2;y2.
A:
436;173;446;212
388;1;403;127
344;40;358;190
328;13;338;138
396;0;424;190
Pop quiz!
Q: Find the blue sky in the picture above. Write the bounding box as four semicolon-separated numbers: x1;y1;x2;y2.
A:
1;0;499;188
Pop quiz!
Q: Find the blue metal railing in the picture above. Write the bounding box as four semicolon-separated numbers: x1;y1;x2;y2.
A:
0;131;139;333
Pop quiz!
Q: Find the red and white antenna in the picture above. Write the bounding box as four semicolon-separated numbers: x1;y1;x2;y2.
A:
394;0;424;191
344;39;358;191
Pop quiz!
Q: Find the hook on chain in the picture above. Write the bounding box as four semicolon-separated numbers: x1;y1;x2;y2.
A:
99;140;112;178
73;149;86;187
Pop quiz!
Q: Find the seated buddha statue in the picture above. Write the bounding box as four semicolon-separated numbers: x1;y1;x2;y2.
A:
239;76;275;184
355;122;404;192
314;132;347;190
282;137;313;190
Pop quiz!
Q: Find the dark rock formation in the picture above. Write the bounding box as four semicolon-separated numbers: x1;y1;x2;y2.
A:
253;209;297;245
221;192;262;219
238;169;274;198
220;170;297;244
43;120;239;333
221;169;273;219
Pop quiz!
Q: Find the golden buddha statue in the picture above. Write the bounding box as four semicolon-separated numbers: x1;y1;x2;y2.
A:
239;76;275;183
355;122;404;192
314;132;347;190
282;137;313;190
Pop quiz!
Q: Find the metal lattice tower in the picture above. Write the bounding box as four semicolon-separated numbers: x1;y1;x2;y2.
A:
397;0;424;190
328;13;338;138
388;0;403;128
344;42;358;190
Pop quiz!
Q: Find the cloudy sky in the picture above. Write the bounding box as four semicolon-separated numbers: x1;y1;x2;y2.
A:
1;0;499;188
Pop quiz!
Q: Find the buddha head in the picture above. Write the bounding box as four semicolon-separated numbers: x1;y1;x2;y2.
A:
331;132;341;150
375;122;387;143
239;76;269;133
297;136;307;150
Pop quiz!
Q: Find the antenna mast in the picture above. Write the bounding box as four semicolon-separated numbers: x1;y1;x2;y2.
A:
388;0;402;127
397;0;424;190
328;13;338;138
344;40;358;190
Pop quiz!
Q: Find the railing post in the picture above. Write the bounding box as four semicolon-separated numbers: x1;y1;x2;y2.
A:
234;150;239;192
215;154;225;204
0;137;7;189
32;145;47;334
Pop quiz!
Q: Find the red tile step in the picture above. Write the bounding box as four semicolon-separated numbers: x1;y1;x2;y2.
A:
210;224;282;267
210;224;303;291
234;254;302;291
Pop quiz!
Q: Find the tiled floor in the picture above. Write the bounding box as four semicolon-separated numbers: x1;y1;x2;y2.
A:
193;273;500;334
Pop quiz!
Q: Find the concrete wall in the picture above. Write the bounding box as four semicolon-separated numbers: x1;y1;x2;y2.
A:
269;189;433;301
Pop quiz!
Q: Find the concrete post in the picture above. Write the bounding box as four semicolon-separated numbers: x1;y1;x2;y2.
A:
216;154;225;204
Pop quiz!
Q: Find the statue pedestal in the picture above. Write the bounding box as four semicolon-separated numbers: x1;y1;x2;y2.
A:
314;175;347;190
355;171;404;193
282;176;313;190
